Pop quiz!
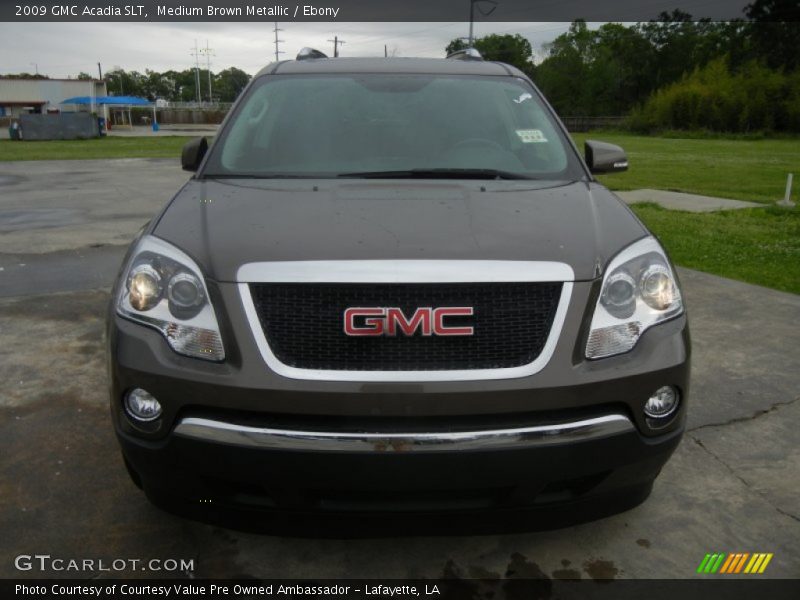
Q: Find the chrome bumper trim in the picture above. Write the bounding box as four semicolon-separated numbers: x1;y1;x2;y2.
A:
236;259;575;284
173;414;635;453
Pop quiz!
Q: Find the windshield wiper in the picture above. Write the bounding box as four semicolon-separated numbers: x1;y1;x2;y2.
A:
337;168;537;180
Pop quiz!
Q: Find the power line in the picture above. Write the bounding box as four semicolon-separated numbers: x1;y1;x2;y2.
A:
273;22;284;62
327;35;345;57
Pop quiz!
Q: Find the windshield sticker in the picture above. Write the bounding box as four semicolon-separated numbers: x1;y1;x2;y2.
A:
516;129;548;143
513;92;533;104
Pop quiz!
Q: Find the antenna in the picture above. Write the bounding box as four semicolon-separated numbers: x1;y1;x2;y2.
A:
273;22;284;62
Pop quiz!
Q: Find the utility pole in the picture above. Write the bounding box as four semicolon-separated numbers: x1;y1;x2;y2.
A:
468;1;474;47
273;22;284;62
384;44;388;57
327;35;345;57
468;0;498;47
190;40;201;103
200;40;215;102
96;62;108;126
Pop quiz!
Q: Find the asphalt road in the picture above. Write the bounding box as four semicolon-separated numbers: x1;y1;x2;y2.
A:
0;159;798;580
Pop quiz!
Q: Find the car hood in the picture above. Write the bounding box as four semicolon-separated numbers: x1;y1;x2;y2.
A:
152;179;646;282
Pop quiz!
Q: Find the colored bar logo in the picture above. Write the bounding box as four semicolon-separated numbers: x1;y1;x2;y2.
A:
696;553;773;574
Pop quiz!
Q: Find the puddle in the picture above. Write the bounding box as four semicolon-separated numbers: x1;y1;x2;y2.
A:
0;208;86;232
0;174;25;186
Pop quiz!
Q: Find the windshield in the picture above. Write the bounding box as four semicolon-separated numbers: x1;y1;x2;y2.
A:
202;73;585;180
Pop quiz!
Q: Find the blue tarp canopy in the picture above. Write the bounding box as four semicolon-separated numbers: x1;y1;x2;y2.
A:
61;96;151;105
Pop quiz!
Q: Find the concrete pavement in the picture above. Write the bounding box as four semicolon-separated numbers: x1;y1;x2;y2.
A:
0;158;798;580
1;272;796;580
0;158;188;255
617;189;763;212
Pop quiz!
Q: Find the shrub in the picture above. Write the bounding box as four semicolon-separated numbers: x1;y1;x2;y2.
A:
630;57;799;133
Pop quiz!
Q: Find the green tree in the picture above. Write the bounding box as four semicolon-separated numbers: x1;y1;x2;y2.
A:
0;73;49;79
533;16;757;117
175;69;201;102
141;69;174;100
532;21;596;116
103;68;146;97
214;67;251;102
445;33;533;74
445;38;468;55
746;0;800;70
631;56;800;133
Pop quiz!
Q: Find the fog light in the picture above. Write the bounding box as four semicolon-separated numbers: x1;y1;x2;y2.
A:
125;388;162;422
644;386;679;419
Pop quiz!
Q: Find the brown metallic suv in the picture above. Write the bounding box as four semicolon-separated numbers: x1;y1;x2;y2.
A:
107;48;689;527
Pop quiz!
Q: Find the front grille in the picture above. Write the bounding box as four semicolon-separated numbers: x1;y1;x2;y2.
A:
249;282;562;371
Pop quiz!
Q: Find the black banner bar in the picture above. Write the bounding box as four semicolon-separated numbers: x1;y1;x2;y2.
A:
0;0;760;23
4;579;800;600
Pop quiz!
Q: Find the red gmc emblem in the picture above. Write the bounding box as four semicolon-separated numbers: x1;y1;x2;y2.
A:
344;307;474;337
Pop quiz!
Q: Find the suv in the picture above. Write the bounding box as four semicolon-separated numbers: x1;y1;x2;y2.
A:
108;49;689;525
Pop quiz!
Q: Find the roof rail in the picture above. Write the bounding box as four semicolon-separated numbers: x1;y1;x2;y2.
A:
446;48;483;61
296;47;328;60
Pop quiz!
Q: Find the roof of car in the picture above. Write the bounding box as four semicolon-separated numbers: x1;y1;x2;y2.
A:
255;57;523;78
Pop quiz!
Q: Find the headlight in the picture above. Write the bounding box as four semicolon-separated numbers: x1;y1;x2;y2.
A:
128;264;162;311
116;235;225;361
586;237;683;359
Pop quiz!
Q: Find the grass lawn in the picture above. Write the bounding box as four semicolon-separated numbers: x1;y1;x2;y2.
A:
571;132;799;204
0;137;194;161
631;203;800;295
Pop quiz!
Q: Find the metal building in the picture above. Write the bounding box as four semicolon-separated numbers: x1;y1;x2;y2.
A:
0;78;107;118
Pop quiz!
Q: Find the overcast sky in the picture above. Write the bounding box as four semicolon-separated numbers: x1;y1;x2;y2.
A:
0;22;576;78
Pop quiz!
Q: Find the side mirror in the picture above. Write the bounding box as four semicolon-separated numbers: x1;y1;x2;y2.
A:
585;140;628;174
181;137;208;172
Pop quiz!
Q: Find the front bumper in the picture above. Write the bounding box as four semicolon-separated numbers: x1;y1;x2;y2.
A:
108;278;690;518
118;410;682;517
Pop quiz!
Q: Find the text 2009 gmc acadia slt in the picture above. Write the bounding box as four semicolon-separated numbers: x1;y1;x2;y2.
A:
107;48;690;525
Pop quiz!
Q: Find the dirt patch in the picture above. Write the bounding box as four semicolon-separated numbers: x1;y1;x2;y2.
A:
551;568;581;579
467;565;501;579
504;552;549;579
442;555;553;600
0;381;200;577
0;290;109;409
583;558;619;580
0;289;109;322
